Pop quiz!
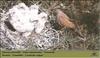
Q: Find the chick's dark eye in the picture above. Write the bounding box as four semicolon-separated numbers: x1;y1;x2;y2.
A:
38;9;41;14
4;21;16;31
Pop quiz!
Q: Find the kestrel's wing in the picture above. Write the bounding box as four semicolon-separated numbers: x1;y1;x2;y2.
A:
56;9;75;29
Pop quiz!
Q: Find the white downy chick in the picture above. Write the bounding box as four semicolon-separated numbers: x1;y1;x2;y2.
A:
9;3;35;32
30;4;39;15
29;4;39;22
35;12;48;33
8;3;48;34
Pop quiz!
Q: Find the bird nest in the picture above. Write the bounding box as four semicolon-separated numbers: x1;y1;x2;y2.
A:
0;3;59;50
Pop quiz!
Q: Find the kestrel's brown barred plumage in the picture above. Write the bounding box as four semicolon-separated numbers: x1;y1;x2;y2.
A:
55;9;85;40
56;9;75;30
